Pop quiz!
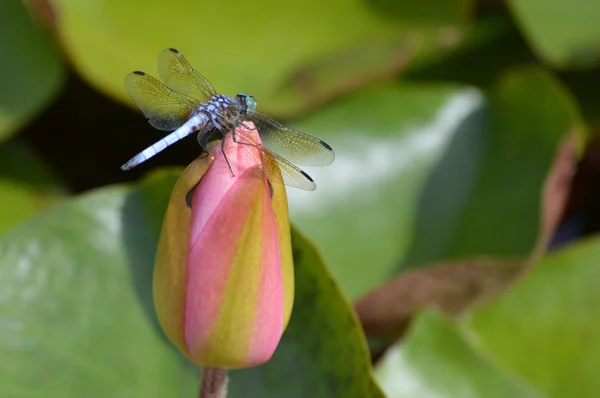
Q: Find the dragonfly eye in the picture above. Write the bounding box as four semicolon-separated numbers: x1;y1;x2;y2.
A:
235;92;257;115
244;94;257;115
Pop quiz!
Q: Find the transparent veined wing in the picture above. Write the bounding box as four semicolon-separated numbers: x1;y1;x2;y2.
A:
157;48;216;102
245;111;335;167
236;144;316;191
124;71;200;131
222;126;317;191
259;148;317;191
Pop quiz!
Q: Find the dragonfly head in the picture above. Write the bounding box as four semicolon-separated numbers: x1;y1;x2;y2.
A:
235;93;257;116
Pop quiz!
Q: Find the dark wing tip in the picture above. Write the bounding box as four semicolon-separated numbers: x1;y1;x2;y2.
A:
320;140;333;151
169;48;180;54
132;71;145;76
300;170;314;182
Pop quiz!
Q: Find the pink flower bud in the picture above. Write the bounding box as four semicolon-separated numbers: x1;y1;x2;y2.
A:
153;123;294;369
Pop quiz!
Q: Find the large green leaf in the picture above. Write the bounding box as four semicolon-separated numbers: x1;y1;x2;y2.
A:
404;16;536;88
0;0;64;140
48;0;483;116
49;0;397;114
0;142;66;234
286;83;477;299
407;67;580;262
355;129;577;339
229;228;383;397
366;0;475;25
376;236;600;397
463;237;600;397
508;0;600;68
375;311;540;398
0;168;380;397
288;67;581;300
561;68;600;126
0;172;197;397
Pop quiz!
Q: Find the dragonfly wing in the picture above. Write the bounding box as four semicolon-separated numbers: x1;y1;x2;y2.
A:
259;148;317;191
157;48;216;101
125;71;198;131
246;111;335;167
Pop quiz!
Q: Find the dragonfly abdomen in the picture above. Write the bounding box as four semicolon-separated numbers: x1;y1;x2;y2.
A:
120;113;208;170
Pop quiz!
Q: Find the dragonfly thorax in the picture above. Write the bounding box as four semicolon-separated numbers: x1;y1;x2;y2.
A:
198;94;232;116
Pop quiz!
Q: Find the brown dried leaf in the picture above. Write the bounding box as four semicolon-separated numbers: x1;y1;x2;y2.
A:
355;258;521;337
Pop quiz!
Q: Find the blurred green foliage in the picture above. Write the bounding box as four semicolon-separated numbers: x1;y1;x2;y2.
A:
377;237;600;397
1;0;600;396
508;0;600;68
0;143;65;234
0;0;64;140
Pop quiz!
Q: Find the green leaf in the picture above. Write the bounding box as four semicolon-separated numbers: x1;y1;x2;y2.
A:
375;236;600;397
0;172;198;397
0;0;64;140
49;0;399;114
48;0;486;117
287;83;475;299
463;237;600;397
406;67;580;262
229;228;383;398
0;142;66;234
0;168;381;397
366;0;475;25
561;68;600;126
375;311;540;398
508;0;600;68
288;67;582;299
404;16;536;88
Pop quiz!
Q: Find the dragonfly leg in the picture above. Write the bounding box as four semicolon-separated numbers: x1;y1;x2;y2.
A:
241;121;257;131
231;127;260;148
217;120;235;177
220;136;235;178
209;114;236;178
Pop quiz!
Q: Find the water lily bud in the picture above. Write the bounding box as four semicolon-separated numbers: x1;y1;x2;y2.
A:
153;123;294;369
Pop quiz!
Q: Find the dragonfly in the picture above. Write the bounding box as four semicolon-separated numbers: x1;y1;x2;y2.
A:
122;48;335;191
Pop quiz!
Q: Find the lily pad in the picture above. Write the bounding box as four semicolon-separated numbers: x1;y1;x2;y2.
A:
0;172;198;397
374;311;540;398
354;130;577;339
48;0;487;117
229;228;383;397
287;67;583;300
463;237;600;397
375;236;600;397
0;0;64;140
366;0;475;25
48;0;397;113
0;167;381;397
0;142;66;234
508;0;600;69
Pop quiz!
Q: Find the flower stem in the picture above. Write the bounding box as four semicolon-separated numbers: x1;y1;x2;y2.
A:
199;367;228;398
